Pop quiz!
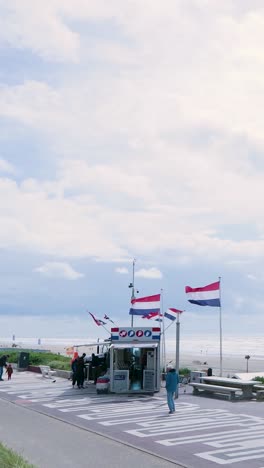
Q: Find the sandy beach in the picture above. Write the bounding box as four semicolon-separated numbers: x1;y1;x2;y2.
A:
1;336;264;378
172;352;264;377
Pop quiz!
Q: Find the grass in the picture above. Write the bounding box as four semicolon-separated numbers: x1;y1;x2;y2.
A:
253;376;264;384
179;367;191;375
7;351;71;371
0;442;36;468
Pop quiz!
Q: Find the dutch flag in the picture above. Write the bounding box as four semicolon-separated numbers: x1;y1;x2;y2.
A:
164;308;183;321
129;294;161;316
185;281;221;307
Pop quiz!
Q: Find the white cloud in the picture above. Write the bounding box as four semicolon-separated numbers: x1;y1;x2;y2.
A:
0;2;264;268
135;268;163;279
34;262;84;280
0;159;15;174
247;274;257;281
115;267;129;274
0;1;80;62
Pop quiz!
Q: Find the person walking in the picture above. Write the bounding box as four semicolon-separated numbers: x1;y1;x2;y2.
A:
6;364;13;380
165;368;179;414
0;355;9;381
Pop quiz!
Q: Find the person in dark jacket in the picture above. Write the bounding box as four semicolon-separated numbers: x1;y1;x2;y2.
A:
76;353;86;389
165;368;179;414
91;353;100;384
71;356;79;388
0;355;9;381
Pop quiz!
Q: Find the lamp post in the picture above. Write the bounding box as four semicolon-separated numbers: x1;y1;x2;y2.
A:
245;355;250;373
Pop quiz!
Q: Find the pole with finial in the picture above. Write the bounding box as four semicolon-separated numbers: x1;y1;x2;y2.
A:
131;258;136;327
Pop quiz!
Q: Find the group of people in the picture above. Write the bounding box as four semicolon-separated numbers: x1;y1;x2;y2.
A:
71;352;107;389
71;352;86;389
0;354;13;381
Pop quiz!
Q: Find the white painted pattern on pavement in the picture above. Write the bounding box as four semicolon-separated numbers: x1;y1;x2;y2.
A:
2;375;264;465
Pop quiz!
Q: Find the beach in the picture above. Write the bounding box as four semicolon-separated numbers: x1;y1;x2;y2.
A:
1;335;264;378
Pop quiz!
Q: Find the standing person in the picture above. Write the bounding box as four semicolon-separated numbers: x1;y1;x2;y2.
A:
165;368;179;414
0;355;9;381
91;353;100;384
76;353;86;389
71;353;79;388
6;364;13;380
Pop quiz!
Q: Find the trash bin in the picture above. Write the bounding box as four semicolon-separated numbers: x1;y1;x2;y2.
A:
18;352;29;369
207;367;213;376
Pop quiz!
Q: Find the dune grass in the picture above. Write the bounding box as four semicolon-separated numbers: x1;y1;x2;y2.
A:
0;442;36;468
7;351;71;371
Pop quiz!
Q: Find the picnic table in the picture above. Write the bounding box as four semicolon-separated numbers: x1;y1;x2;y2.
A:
201;376;257;399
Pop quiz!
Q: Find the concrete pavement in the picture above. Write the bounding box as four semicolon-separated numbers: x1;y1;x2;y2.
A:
1;372;264;467
0;398;180;468
0;373;182;468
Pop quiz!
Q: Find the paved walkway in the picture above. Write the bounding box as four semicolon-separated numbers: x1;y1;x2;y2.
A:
1;372;264;467
0;398;178;468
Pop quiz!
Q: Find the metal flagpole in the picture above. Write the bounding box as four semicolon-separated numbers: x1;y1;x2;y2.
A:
160;289;166;371
175;312;180;373
219;276;223;377
163;316;166;372
131;259;136;327
175;312;180;399
100;323;110;335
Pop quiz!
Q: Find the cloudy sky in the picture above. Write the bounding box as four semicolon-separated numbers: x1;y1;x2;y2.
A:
0;0;264;343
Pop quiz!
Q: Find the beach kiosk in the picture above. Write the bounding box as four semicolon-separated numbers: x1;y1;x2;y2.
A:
109;327;161;393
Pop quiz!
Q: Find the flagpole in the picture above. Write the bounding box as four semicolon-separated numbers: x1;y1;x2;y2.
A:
174;312;181;399
98;322;110;335
163;316;166;372
160;289;166;372
219;276;223;377
163;320;166;372
164;320;175;333
160;289;163;370
131;258;136;327
175;312;180;374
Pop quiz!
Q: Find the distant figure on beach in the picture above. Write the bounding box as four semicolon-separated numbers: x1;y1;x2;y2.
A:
6;364;13;380
166;368;179;414
76;353;86;389
71;352;79;388
0;355;9;381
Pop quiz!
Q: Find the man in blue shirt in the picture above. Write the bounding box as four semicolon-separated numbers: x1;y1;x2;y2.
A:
165;368;179;414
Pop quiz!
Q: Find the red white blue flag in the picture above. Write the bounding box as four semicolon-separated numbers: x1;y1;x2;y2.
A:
142;312;161;319
185;281;221;307
88;311;106;326
164;308;183;321
104;314;114;324
129;294;161;316
142;312;163;322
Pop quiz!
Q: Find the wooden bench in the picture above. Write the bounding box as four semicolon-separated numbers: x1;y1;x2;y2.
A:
39;366;56;381
189;383;240;401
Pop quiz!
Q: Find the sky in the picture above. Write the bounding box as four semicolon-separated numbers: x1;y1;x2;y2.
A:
1;0;264;344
